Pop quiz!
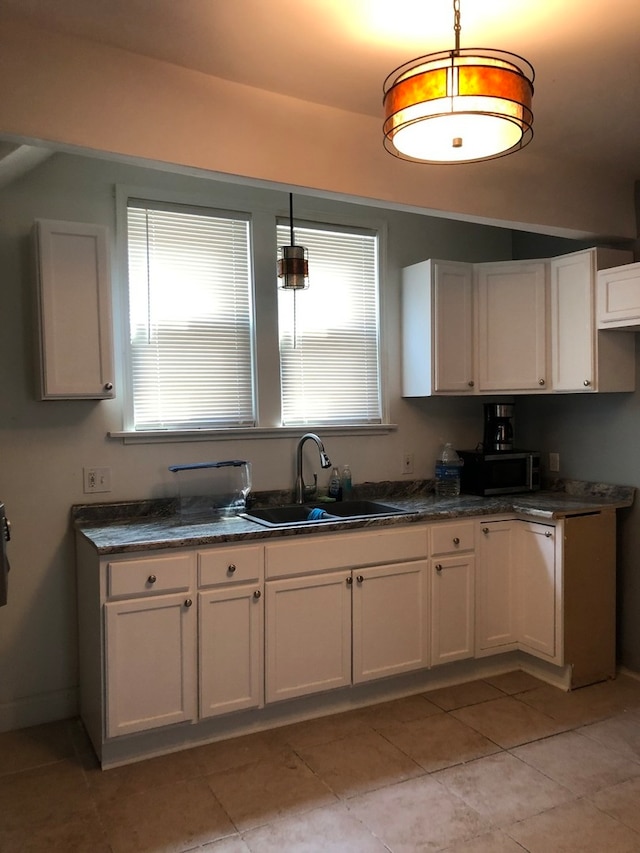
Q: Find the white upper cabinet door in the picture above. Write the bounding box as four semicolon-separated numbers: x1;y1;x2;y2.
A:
550;250;596;391
402;259;474;395
476;261;547;392
34;219;115;399
551;248;635;392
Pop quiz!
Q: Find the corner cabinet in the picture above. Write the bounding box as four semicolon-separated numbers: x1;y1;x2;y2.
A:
33;219;115;399
475;261;548;392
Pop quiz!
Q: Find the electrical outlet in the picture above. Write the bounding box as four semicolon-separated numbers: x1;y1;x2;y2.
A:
83;466;112;493
402;452;414;475
549;452;560;473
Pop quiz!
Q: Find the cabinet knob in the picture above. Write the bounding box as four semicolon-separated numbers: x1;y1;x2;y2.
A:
468;380;475;387
184;598;193;607
227;564;237;574
584;379;591;387
147;574;157;584
545;531;552;538
435;563;443;572
482;527;489;535
104;382;114;391
346;576;353;585
253;589;262;599
356;575;364;584
538;378;545;386
453;537;460;545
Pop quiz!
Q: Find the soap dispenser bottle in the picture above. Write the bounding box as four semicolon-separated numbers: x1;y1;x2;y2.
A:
328;466;342;500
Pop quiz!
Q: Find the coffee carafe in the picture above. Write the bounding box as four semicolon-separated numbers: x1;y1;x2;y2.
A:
483;403;514;452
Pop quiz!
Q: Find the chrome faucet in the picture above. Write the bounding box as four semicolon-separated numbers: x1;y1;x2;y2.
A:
295;433;332;503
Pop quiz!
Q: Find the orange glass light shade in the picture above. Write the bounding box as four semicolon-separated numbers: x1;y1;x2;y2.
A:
383;48;534;163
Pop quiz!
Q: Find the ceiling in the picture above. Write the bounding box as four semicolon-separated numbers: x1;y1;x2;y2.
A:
0;0;639;189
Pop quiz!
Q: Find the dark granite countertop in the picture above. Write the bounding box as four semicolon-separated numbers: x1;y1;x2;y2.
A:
72;479;634;555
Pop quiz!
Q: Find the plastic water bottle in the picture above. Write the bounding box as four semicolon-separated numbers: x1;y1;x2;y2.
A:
341;465;352;500
435;443;463;497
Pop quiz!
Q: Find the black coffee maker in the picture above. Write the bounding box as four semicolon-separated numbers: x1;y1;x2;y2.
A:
483;403;514;452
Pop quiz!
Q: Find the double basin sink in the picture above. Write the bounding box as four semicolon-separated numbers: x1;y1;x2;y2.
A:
243;499;413;529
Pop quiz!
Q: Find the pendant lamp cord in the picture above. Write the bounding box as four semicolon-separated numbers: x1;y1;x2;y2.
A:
289;193;295;245
453;0;461;53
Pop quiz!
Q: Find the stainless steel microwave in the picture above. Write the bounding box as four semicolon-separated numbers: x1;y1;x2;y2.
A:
457;450;541;496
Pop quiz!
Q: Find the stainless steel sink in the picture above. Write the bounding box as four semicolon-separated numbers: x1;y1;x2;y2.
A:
242;500;412;528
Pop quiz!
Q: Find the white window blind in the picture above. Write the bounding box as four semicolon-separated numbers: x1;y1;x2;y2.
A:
127;202;255;430
277;223;381;425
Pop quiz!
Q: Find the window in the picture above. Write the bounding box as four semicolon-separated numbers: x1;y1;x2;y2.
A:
122;195;383;436
126;201;254;430
277;223;382;426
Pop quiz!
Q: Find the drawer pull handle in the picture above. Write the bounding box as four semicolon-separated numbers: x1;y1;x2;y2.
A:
356;575;364;584
227;564;237;574
147;575;157;584
253;590;262;599
435;563;443;572
482;527;489;535
184;598;193;607
453;537;460;545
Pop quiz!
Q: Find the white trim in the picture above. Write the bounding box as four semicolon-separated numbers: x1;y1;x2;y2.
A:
108;423;397;444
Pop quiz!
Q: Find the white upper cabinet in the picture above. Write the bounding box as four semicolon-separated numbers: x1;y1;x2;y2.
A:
475;261;547;392
597;260;640;329
550;248;634;392
34;219;115;399
402;259;474;395
402;249;636;396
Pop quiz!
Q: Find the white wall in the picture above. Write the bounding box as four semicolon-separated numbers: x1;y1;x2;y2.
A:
0;19;636;241
0;152;517;730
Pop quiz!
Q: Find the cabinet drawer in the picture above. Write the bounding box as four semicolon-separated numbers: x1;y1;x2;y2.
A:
107;553;193;599
430;520;475;555
265;525;427;579
198;544;264;587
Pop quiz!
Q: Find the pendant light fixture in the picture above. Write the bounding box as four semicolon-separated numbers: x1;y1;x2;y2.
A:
278;193;309;291
278;193;309;349
382;0;534;164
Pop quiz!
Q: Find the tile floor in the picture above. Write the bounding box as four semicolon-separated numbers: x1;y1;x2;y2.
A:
3;671;640;851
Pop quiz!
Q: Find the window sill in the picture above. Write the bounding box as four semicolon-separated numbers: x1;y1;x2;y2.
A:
108;424;398;444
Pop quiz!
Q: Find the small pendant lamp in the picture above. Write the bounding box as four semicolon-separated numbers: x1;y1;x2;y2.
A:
278;193;309;290
383;0;534;164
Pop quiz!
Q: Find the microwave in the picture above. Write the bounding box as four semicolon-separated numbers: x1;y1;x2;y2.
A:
457;449;541;496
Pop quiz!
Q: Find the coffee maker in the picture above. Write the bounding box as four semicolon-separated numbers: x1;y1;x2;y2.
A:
483;403;514;452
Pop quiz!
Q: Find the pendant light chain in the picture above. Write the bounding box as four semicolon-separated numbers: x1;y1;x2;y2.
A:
453;0;461;53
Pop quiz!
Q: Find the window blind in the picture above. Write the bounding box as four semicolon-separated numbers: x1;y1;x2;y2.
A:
127;203;255;430
277;223;381;425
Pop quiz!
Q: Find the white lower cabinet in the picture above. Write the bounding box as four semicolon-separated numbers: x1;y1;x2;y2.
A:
265;571;352;703
517;522;557;659
197;544;264;717
264;526;429;703
199;584;263;717
430;520;476;666
352;561;429;683
105;592;197;738
476;520;518;653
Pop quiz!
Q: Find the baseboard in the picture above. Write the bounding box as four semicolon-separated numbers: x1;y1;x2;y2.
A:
618;665;640;683
0;687;78;733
